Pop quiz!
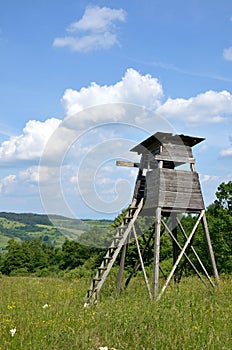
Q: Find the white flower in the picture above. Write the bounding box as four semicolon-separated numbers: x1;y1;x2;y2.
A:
99;347;108;350
84;302;88;308
42;303;49;309
10;328;16;337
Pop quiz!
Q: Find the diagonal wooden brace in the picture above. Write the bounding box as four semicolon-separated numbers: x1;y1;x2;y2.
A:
157;210;205;299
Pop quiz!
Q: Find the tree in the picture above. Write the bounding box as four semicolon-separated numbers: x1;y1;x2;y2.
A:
59;239;99;270
206;181;232;273
0;239;59;275
214;181;232;214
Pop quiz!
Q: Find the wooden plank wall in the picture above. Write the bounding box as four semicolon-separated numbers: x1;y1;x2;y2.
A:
144;168;204;211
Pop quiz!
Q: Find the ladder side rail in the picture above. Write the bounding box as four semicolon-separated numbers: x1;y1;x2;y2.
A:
95;199;144;297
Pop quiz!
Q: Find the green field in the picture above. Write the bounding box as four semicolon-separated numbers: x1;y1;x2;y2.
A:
0;274;231;349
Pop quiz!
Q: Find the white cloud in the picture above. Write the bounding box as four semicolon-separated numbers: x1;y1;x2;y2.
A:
156;90;232;125
19;166;40;183
2;68;232;169
68;6;126;32
223;47;232;61
220;147;232;157
53;5;126;52
200;174;220;183
62;68;163;119
0;174;16;193
0;118;61;163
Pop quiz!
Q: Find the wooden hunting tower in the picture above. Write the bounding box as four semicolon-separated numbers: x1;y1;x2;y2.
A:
84;132;219;305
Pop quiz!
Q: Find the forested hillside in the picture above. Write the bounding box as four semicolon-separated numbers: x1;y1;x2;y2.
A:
0;212;112;250
0;181;231;277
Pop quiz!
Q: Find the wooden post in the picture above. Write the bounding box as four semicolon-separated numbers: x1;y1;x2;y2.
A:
202;213;220;282
152;206;162;298
116;242;127;292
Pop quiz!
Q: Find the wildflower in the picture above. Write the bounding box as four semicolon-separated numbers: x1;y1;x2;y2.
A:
10;328;16;337
99;347;108;350
42;303;49;309
84;302;89;308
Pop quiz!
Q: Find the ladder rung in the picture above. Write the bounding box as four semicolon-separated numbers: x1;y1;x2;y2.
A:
114;235;122;240
103;256;112;260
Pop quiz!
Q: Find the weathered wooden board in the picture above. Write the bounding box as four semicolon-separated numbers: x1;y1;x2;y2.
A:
161;143;193;158
144;168;204;211
116;161;139;167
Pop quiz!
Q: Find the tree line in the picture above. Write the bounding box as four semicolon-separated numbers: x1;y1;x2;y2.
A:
0;181;231;277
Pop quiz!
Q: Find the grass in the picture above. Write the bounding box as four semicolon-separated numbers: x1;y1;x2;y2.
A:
0;274;231;349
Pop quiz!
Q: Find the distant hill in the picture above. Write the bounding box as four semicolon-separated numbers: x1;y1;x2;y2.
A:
0;212;112;250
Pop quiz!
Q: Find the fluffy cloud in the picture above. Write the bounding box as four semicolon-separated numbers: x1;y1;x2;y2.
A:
0;69;164;165
62;68;163;118
156;90;232;125
53;5;126;52
0;118;61;163
1;68;232;166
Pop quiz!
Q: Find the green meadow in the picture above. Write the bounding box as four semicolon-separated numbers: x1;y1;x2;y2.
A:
0;274;231;350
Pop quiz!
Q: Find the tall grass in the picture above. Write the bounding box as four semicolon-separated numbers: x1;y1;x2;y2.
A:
0;274;231;349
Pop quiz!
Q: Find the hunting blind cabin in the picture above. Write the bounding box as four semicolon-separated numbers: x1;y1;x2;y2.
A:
84;132;219;305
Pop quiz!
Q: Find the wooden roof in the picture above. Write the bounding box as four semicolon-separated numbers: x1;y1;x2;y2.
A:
130;132;205;153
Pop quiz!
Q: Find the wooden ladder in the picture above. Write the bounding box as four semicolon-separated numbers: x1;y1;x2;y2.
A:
84;198;144;306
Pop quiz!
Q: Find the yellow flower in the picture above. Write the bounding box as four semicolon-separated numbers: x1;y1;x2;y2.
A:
7;305;15;310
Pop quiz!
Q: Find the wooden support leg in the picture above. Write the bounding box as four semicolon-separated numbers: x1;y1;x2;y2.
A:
117;240;128;292
202;213;220;283
152;207;162;298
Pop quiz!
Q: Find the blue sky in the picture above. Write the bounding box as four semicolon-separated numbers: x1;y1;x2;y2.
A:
0;0;232;219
